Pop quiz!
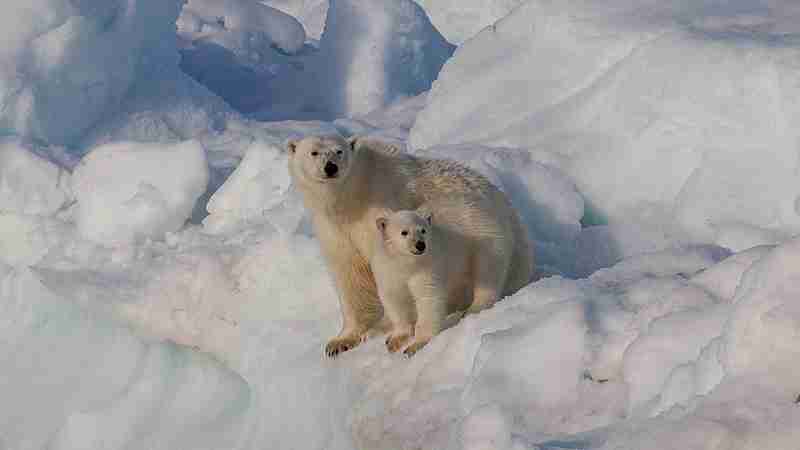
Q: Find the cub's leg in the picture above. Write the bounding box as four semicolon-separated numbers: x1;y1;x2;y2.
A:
405;275;448;356
378;278;416;353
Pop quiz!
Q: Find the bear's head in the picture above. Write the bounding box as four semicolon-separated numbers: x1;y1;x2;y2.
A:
286;135;356;186
376;210;433;257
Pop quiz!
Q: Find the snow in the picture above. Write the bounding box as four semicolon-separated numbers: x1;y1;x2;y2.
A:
314;0;455;118
71;141;209;245
413;0;525;45
261;0;329;41
0;138;71;216
0;0;185;147
1;0;800;449
409;0;800;252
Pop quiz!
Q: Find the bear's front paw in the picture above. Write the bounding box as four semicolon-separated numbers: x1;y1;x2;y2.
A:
385;332;412;353
325;335;363;358
403;337;431;357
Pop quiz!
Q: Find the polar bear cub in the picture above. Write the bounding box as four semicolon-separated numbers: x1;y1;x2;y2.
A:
372;203;475;355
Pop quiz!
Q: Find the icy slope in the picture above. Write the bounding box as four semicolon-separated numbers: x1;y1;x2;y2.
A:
414;0;525;45
0;0;184;146
409;0;800;251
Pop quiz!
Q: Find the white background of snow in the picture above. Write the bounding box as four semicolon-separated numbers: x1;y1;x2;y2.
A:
1;0;800;449
71;141;209;245
413;0;525;45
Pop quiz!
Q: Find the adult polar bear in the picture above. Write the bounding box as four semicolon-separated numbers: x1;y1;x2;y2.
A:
287;135;533;357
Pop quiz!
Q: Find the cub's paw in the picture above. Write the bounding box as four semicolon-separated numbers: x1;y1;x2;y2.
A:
403;338;431;357
385;332;412;353
325;335;363;358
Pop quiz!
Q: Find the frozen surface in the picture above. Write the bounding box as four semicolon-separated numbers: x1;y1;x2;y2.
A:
262;0;329;41
414;0;525;44
71;141;209;245
314;0;454;118
176;0;308;113
0;138;71;216
410;0;800;251
0;0;184;147
2;0;800;449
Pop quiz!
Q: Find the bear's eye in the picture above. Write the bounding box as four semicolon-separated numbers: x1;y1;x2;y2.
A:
311;151;319;156
401;231;408;236
337;150;343;155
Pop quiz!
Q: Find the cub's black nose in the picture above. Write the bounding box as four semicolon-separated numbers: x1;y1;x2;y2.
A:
415;241;426;252
324;161;339;177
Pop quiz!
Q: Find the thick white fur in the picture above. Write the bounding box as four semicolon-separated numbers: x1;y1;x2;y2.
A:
287;135;534;357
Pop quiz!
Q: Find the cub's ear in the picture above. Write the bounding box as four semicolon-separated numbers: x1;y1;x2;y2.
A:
376;217;387;232
423;211;433;225
286;139;298;155
346;135;360;152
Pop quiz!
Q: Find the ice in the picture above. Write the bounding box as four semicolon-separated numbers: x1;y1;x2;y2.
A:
0;265;249;450
71;141;209;245
176;0;309;113
202;140;294;234
181;0;306;54
314;0;454;118
0;0;184;147
0;138;71;216
413;0;525;44
262;0;329;41
409;0;800;250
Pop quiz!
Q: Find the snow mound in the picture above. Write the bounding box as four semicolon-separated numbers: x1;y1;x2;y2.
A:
262;0;329;41
181;0;306;54
315;0;454;118
203;139;301;235
0;265;249;450
0;0;184;147
176;0;307;114
0;138;70;216
72;141;209;245
409;0;800;250
414;0;525;44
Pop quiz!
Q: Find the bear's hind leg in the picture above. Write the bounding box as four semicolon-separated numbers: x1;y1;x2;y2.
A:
465;246;509;315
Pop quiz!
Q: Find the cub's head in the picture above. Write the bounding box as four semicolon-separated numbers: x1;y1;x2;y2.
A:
286;135;357;186
376;210;433;257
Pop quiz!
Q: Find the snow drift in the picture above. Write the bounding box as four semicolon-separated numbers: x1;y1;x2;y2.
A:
413;0;525;45
0;0;184;147
72;140;209;245
409;0;800;252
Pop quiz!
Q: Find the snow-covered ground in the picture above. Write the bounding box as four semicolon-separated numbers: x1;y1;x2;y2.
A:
2;0;800;449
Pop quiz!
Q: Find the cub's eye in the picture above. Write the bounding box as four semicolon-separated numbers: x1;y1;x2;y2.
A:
311;151;319;156
401;231;408;236
420;229;426;234
337;150;343;155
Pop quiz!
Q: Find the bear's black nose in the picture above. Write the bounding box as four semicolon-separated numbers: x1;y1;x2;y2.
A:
324;161;339;177
415;241;426;253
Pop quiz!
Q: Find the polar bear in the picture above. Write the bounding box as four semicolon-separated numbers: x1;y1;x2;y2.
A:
373;199;508;355
286;135;533;357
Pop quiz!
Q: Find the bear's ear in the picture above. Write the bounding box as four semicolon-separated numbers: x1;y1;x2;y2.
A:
423;211;433;225
346;135;360;152
286;139;298;155
376;217;387;233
